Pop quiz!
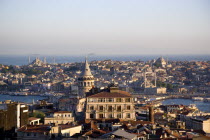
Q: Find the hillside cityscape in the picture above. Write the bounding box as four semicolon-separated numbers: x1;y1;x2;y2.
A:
0;56;210;139
1;0;210;139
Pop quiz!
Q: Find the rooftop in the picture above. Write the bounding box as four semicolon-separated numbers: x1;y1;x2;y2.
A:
54;111;72;114
17;125;51;133
88;90;131;98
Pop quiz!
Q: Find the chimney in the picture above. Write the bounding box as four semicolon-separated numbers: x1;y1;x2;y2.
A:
149;106;154;123
110;87;119;93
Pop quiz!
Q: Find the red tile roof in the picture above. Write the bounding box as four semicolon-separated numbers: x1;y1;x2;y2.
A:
28;117;40;121
88;90;131;98
17;125;51;133
58;124;81;129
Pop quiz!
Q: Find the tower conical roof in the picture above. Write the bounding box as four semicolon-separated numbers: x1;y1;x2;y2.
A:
81;58;93;77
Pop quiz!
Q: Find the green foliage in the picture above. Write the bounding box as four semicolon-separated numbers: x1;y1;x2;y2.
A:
155;81;173;91
29;111;45;123
1;68;9;73
105;64;112;69
0;65;21;74
22;69;43;75
129;88;134;93
166;83;173;90
65;66;79;71
156;81;166;87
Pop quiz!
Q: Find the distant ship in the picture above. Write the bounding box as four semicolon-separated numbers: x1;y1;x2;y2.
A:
204;98;210;102
10;92;28;96
192;97;204;101
40;92;54;97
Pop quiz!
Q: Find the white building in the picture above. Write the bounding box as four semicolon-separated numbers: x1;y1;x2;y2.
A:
45;111;74;125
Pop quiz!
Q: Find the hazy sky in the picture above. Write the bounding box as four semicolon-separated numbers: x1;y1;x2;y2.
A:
0;0;210;55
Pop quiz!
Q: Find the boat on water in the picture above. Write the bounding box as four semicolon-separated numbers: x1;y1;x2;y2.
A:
204;98;210;102
192;97;204;101
40;92;54;97
189;104;197;109
10;92;28;96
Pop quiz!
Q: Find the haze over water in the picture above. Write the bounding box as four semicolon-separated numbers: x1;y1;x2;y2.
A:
0;55;209;66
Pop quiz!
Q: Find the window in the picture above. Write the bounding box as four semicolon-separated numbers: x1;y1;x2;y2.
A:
88;98;93;102
98;98;105;102
90;106;94;110
116;98;121;102
108;114;112;118
127;105;131;110
108;98;113;102
117;106;121;112
99;106;103;111
90;114;94;119
125;98;131;102
117;113;121;118
99;114;103;118
108;106;112;112
126;113;130;118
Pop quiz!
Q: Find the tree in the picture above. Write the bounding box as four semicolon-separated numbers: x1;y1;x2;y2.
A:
29;111;45;123
166;84;173;91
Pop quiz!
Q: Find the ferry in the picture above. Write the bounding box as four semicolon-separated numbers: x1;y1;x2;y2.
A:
192;97;204;101
204;98;210;102
10;92;28;96
40;92;54;96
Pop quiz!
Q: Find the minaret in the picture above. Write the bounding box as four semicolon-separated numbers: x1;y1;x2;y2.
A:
53;57;55;64
44;57;47;64
28;56;31;64
78;57;94;97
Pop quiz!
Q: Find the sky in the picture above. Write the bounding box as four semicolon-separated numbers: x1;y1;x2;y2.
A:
0;0;210;56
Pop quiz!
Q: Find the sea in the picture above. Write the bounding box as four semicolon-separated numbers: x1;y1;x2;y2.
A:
162;99;210;113
0;94;210;113
0;94;48;104
0;55;209;66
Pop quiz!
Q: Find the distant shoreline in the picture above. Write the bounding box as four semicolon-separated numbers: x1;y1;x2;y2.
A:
0;54;209;66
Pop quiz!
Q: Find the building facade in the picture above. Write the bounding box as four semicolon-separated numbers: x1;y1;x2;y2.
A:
0;100;28;133
86;87;135;120
180;113;210;133
44;111;74;125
